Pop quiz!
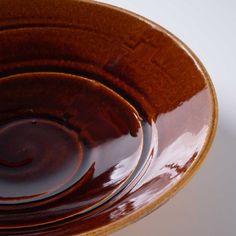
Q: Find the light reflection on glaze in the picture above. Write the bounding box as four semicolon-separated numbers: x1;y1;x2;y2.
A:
104;89;213;220
153;126;208;179
91;128;144;179
103;146;143;188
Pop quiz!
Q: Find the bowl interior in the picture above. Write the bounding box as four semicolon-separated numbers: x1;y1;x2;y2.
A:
0;0;216;235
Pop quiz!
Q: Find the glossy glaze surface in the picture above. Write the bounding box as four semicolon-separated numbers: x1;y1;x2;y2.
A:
0;117;82;205
0;0;217;235
0;73;145;225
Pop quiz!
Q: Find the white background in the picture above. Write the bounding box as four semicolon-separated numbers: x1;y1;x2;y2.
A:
98;1;236;235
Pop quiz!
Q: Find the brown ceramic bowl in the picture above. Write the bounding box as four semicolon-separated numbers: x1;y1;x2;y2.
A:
0;0;217;235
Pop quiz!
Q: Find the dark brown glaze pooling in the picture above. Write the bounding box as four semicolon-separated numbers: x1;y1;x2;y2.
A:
0;73;144;224
0;0;217;235
0;118;82;204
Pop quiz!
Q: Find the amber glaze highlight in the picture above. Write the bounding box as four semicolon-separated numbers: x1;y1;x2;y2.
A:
0;0;217;235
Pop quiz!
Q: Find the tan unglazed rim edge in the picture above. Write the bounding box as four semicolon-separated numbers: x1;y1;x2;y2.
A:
67;1;218;235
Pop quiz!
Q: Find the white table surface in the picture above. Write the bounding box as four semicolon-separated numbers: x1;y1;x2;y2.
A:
98;1;236;235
